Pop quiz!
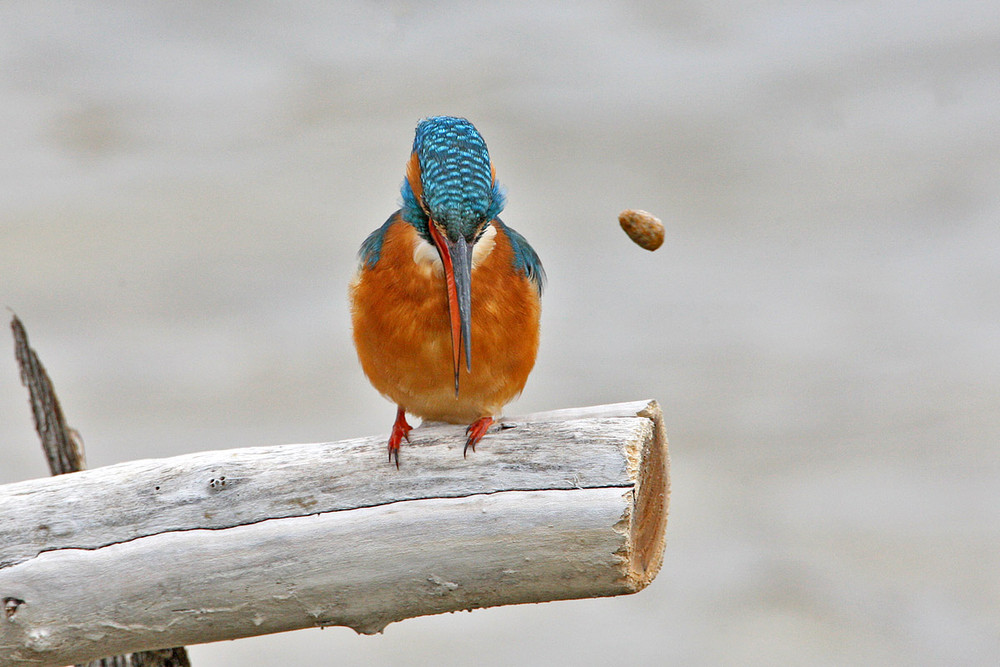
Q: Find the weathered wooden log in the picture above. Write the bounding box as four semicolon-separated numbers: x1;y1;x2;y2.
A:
0;400;670;667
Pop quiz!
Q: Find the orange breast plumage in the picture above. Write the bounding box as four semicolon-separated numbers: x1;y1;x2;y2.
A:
350;215;541;424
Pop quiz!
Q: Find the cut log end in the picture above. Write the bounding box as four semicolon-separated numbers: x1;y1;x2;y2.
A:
516;399;671;593
625;400;670;591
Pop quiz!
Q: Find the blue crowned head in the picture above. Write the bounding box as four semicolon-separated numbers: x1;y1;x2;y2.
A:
401;116;506;242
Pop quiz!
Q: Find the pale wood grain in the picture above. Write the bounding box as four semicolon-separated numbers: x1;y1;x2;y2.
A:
0;400;669;667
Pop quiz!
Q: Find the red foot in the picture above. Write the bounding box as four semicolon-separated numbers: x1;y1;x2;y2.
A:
464;416;494;457
388;406;412;468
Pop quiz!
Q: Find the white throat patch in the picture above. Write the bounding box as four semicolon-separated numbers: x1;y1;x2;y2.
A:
412;223;497;275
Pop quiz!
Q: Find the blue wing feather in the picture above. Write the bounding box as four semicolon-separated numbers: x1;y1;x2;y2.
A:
495;218;545;295
358;211;400;269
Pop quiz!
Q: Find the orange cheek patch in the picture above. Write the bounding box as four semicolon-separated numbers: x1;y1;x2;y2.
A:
406;151;423;204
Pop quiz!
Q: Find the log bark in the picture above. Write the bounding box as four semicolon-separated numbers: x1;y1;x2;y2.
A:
0;399;669;667
11;314;85;476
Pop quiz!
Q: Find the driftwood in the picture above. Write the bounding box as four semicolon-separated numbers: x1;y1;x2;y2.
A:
8;314;191;667
0;399;669;667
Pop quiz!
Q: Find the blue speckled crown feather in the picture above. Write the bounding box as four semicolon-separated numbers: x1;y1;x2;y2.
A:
401;116;506;240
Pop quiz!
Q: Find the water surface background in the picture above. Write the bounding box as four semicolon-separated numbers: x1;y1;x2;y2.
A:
1;2;998;664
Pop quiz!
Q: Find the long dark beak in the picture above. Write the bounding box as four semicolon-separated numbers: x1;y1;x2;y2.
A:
428;222;474;394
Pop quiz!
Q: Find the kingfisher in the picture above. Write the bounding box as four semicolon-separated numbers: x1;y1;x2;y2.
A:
350;116;544;466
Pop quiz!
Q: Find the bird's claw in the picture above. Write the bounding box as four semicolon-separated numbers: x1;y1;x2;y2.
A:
464;416;494;458
388;407;412;469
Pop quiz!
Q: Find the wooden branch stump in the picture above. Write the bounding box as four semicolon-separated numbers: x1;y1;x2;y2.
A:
11;314;85;476
0;400;670;667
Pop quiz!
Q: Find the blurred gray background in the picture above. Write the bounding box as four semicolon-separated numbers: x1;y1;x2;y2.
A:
1;2;997;664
